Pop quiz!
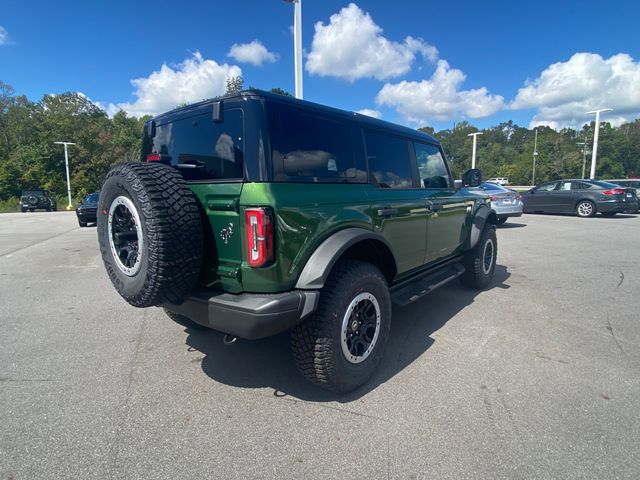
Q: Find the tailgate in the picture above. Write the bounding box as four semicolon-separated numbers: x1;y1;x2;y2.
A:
189;182;244;293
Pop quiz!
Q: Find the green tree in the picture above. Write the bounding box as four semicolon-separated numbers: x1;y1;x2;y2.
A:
225;76;244;95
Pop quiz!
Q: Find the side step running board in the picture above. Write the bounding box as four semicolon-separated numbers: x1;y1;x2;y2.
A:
391;263;465;306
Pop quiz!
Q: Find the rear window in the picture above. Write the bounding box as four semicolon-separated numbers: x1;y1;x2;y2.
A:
267;102;365;182
22;190;44;196
150;109;244;181
589;180;620;189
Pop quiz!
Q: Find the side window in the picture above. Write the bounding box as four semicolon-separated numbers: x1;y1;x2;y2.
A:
536;182;558;192
571;182;588;190
152;109;244;181
364;131;413;188
414;142;451;189
268;103;360;180
560;181;572;191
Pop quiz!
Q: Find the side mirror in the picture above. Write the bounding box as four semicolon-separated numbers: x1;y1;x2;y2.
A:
461;168;482;188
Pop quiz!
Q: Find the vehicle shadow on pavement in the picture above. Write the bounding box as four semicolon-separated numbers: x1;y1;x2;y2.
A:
498;222;526;229
184;265;511;403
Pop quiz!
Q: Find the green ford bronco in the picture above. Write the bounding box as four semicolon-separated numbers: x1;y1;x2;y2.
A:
97;90;497;393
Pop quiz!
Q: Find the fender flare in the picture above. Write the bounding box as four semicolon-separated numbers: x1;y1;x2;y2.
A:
468;205;496;249
295;228;397;290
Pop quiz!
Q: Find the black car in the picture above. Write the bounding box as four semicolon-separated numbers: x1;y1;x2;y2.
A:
76;192;99;227
522;179;639;217
20;189;57;212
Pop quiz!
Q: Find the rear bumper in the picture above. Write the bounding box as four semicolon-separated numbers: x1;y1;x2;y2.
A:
164;289;320;340
597;200;626;213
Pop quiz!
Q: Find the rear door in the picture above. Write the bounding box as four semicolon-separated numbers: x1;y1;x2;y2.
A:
414;142;468;264
364;130;428;274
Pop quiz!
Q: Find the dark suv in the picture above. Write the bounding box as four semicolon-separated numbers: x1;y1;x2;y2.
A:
97;90;498;392
20;189;57;212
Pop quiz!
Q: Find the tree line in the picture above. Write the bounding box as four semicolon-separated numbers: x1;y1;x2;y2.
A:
1;78;639;206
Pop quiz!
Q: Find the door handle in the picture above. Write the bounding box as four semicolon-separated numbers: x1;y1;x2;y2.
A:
377;207;398;217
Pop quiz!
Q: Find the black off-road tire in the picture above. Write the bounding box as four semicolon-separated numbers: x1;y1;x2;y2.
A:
20;207;27;213
97;162;203;308
163;308;207;330
460;225;497;289
291;260;392;394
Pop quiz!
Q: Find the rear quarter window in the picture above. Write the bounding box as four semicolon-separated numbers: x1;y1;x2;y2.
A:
267;102;366;182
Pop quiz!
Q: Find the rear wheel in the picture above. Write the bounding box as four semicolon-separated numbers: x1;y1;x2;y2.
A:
97;162;203;308
576;200;596;217
460;225;497;289
20;207;27;213
291;260;391;393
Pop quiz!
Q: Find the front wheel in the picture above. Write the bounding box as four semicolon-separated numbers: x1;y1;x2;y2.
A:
291;260;391;393
78;219;87;227
576;200;596;217
460;225;497;289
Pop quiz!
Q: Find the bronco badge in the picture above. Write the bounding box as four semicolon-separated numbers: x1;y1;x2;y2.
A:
220;223;234;244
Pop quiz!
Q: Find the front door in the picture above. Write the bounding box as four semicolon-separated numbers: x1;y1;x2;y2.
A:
364;130;428;274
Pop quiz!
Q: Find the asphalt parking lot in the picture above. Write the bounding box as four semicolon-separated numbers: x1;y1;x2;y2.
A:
1;211;639;479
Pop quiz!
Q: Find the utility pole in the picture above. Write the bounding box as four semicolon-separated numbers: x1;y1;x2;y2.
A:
585;108;612;179
54;141;76;209
576;136;588;179
531;128;539;186
467;132;483;169
284;0;303;99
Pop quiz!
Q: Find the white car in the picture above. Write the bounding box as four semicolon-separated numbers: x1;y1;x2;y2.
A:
487;177;509;186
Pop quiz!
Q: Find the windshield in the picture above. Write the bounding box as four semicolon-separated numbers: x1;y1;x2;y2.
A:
85;193;99;203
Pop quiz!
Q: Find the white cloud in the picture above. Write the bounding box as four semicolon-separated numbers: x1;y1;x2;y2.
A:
511;52;640;128
227;40;278;66
100;52;242;117
355;108;382;119
0;26;10;45
376;60;504;123
306;3;437;82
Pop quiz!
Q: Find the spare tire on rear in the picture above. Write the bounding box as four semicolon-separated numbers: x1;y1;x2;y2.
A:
97;162;203;308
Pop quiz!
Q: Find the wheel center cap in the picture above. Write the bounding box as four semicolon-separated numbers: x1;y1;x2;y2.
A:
351;319;359;331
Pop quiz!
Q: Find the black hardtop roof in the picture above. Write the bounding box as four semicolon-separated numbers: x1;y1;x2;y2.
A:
150;89;438;145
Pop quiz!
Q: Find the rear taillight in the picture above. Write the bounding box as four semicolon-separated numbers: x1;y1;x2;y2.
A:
489;195;499;201
146;153;161;162
245;207;274;267
602;189;624;195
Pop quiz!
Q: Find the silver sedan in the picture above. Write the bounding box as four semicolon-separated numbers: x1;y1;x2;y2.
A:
469;182;524;225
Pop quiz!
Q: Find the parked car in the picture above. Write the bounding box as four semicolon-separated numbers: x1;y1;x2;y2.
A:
19;189;57;212
468;182;523;225
521;179;638;217
96;90;500;393
487;177;509;186
76;192;99;227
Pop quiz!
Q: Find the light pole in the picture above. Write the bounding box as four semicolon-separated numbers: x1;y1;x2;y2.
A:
284;0;303;99
585;108;612;179
467;132;483;169
532;127;539;186
576;137;588;179
54;141;76;209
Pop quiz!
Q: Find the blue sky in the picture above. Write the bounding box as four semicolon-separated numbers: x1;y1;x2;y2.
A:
2;0;639;130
